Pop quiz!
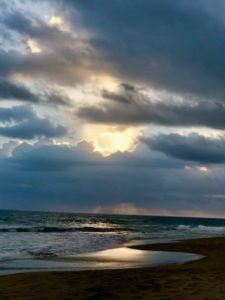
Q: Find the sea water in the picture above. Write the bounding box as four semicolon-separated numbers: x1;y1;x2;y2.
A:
0;210;223;274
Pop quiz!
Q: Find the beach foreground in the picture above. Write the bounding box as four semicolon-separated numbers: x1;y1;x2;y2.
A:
0;237;225;299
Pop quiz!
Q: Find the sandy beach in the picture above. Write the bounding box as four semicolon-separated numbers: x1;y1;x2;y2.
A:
0;237;224;299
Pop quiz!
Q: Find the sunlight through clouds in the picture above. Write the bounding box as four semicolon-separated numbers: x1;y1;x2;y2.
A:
1;0;225;215
49;16;63;26
83;125;141;156
185;166;209;173
26;39;42;54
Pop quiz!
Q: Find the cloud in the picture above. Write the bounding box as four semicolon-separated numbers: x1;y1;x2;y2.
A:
77;84;225;129
64;0;225;101
0;7;103;86
10;140;184;172
42;89;72;106
0;44;102;87
77;140;95;153
12;142;102;171
0;105;67;139
142;133;225;163
0;117;67;139
0;105;34;122
0;140;19;157
0;140;222;214
1;1;225;215
3;0;225;101
3;11;32;35
0;79;39;103
0;78;72;106
2;11;66;43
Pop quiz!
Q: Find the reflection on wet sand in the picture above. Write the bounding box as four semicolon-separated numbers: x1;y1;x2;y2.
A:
68;245;202;267
0;244;203;275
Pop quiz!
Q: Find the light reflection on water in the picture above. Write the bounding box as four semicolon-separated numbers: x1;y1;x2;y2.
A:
76;247;147;262
0;246;203;275
72;246;202;266
0;211;225;263
0;211;214;275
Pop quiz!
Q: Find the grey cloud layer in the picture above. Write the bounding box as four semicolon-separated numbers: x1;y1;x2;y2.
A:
0;140;222;214
0;1;225;214
63;0;225;100
78;84;225;129
2;0;225;101
142;133;225;163
0;79;39;103
0;7;102;85
0;105;34;122
0;106;67;139
0;78;72;106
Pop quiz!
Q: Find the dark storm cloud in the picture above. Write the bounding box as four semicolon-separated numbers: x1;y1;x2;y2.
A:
0;105;67;139
2;0;225;99
55;0;225;100
0;105;34;122
0;78;72;106
142;133;225;163
1;0;225;101
2;11;68;43
12;143;102;171
1;142;197;210
0;46;99;86
0;79;39;103
3;12;32;35
43;90;72;106
0;7;101;85
78;84;225;129
11;140;184;172
0;117;66;139
2;10;84;60
1;1;225;215
0;140;223;214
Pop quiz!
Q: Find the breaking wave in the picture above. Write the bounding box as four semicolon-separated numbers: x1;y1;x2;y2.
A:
0;226;133;233
27;250;58;258
177;224;225;232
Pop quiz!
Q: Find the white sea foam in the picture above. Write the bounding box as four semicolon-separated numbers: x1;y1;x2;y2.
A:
177;225;191;230
177;224;225;232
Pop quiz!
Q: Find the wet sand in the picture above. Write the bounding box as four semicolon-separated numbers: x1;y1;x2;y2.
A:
0;237;225;299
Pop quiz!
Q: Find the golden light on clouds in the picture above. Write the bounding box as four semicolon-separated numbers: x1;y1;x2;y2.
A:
49;16;63;26
91;75;119;92
185;166;209;173
197;166;208;173
49;16;69;32
83;125;141;156
27;39;42;54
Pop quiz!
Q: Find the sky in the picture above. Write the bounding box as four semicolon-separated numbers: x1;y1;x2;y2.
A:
1;0;225;217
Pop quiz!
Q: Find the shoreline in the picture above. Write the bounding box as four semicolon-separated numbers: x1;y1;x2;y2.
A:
0;238;202;276
0;236;225;299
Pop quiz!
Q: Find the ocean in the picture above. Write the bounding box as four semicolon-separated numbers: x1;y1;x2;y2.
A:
0;210;225;274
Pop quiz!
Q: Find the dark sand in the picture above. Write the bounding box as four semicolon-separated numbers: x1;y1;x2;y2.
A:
1;237;225;299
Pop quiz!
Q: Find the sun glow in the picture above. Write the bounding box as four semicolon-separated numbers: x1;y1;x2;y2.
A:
49;16;63;26
83;125;141;156
185;166;209;173
49;16;68;32
27;39;42;54
91;75;119;92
